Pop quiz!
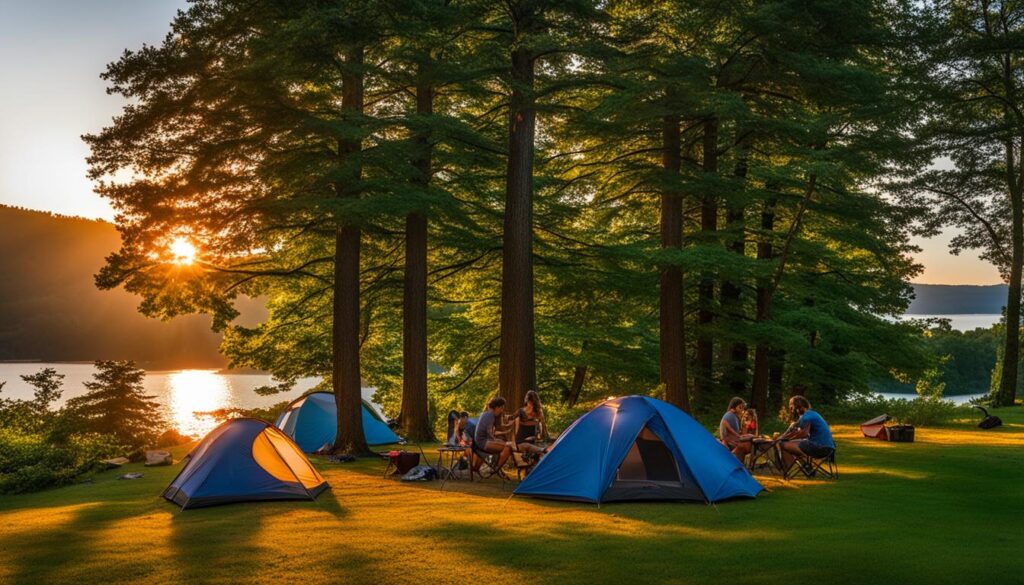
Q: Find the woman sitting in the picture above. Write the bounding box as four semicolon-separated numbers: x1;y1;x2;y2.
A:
514;390;549;457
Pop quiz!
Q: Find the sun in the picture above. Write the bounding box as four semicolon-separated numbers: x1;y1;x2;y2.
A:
169;237;197;265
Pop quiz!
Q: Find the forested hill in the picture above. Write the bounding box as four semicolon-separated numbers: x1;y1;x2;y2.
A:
0;205;261;368
908;283;1007;314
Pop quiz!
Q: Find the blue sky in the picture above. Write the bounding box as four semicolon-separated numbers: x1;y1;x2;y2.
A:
0;0;1001;284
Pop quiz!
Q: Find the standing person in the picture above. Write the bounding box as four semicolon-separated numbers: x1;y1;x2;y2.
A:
472;397;514;473
777;395;835;472
719;397;753;461
514;390;549;456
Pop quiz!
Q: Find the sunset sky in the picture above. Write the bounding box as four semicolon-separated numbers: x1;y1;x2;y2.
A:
0;0;1003;285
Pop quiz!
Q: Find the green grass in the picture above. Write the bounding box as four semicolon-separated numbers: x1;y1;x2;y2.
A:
2;408;1022;585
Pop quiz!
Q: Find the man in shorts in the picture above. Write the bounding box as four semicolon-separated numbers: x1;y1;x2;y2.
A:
777;395;835;473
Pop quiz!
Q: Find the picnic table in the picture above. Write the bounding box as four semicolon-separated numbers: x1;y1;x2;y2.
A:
435;445;467;485
746;436;782;476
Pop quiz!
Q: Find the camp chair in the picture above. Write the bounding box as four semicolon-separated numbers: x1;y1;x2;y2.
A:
784;448;838;480
510;449;538;480
469;443;512;486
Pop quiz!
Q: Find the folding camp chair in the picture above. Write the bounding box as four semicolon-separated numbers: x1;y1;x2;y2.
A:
469;445;512;486
784;448;838;480
510;450;538;480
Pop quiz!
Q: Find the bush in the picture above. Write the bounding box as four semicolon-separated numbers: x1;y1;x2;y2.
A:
0;429;124;494
825;393;971;427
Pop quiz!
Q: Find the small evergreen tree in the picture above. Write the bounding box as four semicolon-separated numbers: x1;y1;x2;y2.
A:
63;361;165;455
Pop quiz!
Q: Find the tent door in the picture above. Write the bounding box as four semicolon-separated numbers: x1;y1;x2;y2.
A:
604;425;704;502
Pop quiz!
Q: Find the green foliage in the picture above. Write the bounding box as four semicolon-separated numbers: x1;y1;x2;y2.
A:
0;429;123;495
60;361;165;457
87;0;940;430
194;401;293;426
826;393;971;427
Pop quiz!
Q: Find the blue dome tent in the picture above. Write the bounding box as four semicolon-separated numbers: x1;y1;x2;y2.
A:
514;395;763;504
163;418;328;510
276;391;400;452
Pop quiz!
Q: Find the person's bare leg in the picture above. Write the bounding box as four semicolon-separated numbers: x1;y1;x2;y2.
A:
732;442;751;462
780;441;802;471
496;444;513;468
518;442;544;455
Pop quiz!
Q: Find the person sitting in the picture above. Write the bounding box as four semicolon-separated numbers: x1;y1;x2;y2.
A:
447;411;471;447
742;408;759;436
472;397;514;474
513;390;549;457
719;397;754;462
777;395;835;473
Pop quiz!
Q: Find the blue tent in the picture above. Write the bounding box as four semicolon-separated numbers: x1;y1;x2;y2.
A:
163;418;328;510
275;391;400;452
514;395;763;504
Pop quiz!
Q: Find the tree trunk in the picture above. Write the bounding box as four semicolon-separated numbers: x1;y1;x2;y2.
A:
750;197;776;414
720;132;750;396
400;73;435;441
998;180;1022;407
768;348;786;413
567;364;587;407
332;46;371;456
660;111;690;411
498;44;537;409
694;117;718;408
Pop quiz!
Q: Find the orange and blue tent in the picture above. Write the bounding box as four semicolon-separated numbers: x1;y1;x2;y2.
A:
163;418;328;510
276;391;400;452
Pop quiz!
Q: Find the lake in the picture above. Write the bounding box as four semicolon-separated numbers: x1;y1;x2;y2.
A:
875;391;984;406
0;363;322;437
899;313;1001;331
1;363;986;440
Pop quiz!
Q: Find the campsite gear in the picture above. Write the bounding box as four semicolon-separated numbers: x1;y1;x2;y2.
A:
163;418;328;510
384;450;421;476
747;438;782;475
470;444;512;485
860;415;890;441
323;454;356;463
101;457;129;469
887;424;915;442
783;448;838;480
400;465;438;482
973;406;1003;430
144;450;172;466
435;446;465;484
860;415;915;442
119;473;144;480
514;395;763;504
276;391;401;452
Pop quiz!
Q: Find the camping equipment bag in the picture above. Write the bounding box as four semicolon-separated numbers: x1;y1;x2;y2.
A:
388;450;421;475
887;424;915;443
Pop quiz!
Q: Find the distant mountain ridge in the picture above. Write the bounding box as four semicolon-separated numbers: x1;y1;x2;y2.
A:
908;283;1007;315
0;205;263;368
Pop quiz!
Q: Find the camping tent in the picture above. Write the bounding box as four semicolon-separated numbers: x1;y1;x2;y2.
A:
163;418;328;510
514;395;763;504
860;414;890;440
276;391;400;452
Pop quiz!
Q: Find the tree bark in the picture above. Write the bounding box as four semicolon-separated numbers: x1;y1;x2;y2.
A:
768;348;786;413
567;364;587;407
660;111;690;411
400;71;435;441
332;46;371;456
694;117;718;408
498;44;537;409
998;147;1022;407
750;197;776;414
720;132;750;396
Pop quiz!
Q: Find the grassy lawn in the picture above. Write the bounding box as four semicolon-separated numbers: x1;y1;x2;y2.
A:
1;408;1022;585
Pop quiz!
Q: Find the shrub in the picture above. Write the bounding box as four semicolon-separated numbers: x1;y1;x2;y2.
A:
825;393;970;427
0;429;124;494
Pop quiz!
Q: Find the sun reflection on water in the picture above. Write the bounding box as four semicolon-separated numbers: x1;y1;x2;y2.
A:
168;370;230;437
